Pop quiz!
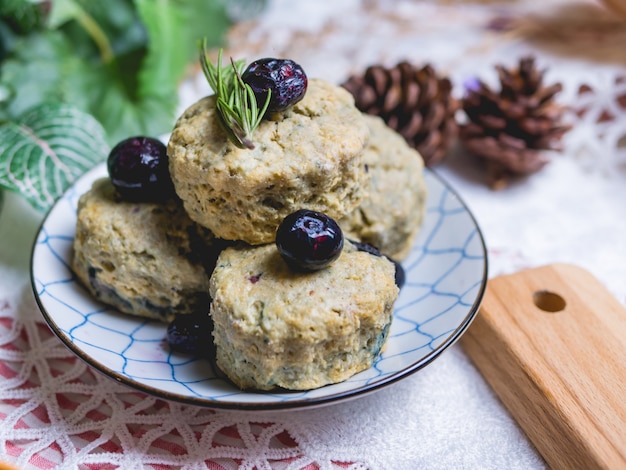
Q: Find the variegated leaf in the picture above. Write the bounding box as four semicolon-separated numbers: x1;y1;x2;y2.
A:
0;103;109;212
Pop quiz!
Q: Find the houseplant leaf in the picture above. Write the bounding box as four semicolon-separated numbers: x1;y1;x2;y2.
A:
0;102;109;212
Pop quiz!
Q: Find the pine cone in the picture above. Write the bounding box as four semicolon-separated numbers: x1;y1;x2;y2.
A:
460;56;571;189
342;61;459;166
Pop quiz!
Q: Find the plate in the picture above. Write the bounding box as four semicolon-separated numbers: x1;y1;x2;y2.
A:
31;163;487;410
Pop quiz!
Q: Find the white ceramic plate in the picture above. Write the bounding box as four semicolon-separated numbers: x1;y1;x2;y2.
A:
31;163;487;410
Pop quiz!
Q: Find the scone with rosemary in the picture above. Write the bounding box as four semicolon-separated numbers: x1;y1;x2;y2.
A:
339;114;428;260
209;240;399;391
72;178;218;323
167;78;370;245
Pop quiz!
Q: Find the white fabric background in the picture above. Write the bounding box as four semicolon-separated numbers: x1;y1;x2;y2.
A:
1;0;625;468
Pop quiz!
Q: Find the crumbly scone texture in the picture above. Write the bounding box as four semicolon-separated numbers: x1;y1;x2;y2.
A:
167;78;370;245
72;178;216;323
339;114;427;260
209;241;399;391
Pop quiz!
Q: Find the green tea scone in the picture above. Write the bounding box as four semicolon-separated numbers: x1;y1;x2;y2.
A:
209;241;399;390
167;78;370;245
339;115;427;260
72;178;217;323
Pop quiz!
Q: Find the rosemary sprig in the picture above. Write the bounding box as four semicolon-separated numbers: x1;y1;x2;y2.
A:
199;39;271;149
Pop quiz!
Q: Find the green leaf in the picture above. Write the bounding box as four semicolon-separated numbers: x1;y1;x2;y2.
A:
0;0;233;146
47;0;82;29
92;78;175;144
0;28;167;145
133;0;230;95
0;0;46;35
0;103;109;212
0;31;98;122
134;0;188;98
49;0;145;63
83;0;232;143
135;0;231;94
51;0;116;62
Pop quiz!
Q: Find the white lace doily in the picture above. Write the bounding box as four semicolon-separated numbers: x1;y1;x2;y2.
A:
1;0;625;468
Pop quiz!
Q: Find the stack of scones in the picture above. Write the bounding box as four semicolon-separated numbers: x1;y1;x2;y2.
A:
72;74;427;391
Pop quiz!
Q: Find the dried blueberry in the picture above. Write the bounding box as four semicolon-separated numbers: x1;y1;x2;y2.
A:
276;209;343;271
242;58;307;114
107;136;174;202
166;312;215;356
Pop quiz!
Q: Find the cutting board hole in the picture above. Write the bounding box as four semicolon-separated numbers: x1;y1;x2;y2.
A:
533;290;566;312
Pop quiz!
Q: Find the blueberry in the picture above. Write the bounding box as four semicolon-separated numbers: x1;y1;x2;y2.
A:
107;136;174;202
351;239;405;289
242;58;307;114
350;240;382;257
166;312;215;356
391;259;406;289
276;209;343;271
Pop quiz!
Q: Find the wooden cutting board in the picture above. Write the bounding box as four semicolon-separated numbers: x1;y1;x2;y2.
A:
460;263;626;470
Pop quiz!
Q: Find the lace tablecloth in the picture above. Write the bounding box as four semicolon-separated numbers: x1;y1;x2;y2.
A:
1;0;625;468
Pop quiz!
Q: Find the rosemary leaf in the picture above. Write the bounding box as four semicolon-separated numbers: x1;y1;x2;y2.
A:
199;39;268;149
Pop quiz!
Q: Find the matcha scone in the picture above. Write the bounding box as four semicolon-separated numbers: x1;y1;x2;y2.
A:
72;178;218;323
209;241;399;391
339;114;427;260
167;78;370;245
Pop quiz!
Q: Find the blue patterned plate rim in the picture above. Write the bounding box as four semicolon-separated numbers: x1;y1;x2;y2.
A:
30;163;488;411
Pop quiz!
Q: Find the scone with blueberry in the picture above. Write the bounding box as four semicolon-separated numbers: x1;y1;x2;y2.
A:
72;178;219;323
167;78;370;245
339;114;427;260
72;137;220;323
208;210;399;390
